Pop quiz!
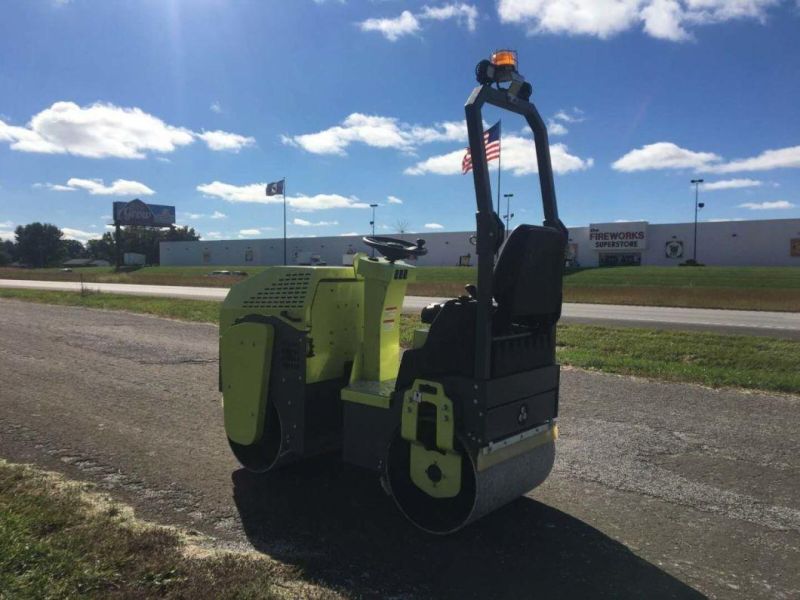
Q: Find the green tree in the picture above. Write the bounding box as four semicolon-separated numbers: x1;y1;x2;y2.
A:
61;239;86;259
1;239;16;264
86;233;116;262
14;223;64;267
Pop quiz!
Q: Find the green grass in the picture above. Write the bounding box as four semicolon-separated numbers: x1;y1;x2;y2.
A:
0;288;220;323
3;264;799;310
0;461;337;599
2;289;799;394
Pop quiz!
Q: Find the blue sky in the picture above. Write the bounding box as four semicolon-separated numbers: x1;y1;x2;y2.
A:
1;0;799;244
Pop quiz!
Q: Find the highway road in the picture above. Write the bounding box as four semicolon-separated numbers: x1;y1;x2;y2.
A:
1;299;798;599
2;278;799;338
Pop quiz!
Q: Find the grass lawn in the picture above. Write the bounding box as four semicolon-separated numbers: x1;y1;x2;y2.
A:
0;460;335;599
2;289;798;395
3;264;797;311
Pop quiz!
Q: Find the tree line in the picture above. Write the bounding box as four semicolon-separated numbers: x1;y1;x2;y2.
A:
0;223;199;268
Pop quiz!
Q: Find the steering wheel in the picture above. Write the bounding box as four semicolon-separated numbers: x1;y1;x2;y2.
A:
362;236;427;262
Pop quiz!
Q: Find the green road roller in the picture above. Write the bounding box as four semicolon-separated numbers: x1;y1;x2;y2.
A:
219;50;568;534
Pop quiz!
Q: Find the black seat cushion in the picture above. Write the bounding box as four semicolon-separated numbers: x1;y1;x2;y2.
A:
493;225;566;326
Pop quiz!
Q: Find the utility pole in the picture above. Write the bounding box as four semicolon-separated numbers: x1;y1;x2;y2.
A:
369;203;378;257
503;193;514;240
690;179;705;263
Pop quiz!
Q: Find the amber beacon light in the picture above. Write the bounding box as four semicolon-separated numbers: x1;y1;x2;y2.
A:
491;49;518;69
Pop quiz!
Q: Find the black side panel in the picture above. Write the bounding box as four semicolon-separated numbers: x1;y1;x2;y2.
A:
343;400;402;472
484;390;558;441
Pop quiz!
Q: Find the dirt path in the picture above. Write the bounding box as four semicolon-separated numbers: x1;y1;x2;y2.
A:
1;299;797;599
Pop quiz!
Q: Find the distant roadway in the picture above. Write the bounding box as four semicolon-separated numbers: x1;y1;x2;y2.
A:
1;278;799;339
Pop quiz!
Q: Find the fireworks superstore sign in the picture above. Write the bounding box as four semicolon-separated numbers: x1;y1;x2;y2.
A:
589;222;648;251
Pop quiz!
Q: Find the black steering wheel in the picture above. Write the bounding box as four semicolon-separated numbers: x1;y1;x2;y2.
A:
362;236;427;262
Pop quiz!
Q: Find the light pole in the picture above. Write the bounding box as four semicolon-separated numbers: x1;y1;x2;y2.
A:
503;193;514;239
690;179;705;263
369;203;378;256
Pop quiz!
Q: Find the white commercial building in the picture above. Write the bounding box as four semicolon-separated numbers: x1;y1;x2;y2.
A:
160;218;800;268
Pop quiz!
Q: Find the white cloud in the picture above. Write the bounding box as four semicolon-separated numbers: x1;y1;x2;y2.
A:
708;145;800;173
203;231;224;239
290;194;370;212
405;136;593;176
53;178;156;196
339;232;359;236
497;0;781;41
0;230;15;242
0;221;13;228
738;200;795;210
419;3;479;30
612;142;720;171
701;178;763;191
284;115;474;157
210;101;222;114
196;130;255;152
548;120;568;136
359;10;420;41
34;182;76;192
0;101;254;159
424;223;444;229
359;4;478;41
387;195;404;204
284;113;414;155
293;218;339;226
61;227;101;243
197;181;370;212
238;229;262;237
210;210;227;219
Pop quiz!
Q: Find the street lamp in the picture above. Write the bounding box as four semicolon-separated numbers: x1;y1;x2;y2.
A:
369;203;378;256
503;193;514;239
690;179;705;264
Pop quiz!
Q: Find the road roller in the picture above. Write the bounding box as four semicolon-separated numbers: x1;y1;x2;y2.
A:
219;50;568;533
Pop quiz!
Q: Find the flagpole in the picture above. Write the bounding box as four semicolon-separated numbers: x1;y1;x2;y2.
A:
282;177;287;266
496;120;502;218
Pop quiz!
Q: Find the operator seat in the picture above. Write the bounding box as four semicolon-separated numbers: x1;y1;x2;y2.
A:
396;224;566;389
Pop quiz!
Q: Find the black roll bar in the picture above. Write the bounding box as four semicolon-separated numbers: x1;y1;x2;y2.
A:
464;83;566;380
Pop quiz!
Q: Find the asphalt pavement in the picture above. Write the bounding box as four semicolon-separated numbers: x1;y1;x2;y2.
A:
2;278;799;338
1;299;798;599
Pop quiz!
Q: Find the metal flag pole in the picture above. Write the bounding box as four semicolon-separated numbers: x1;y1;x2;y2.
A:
496;120;502;217
283;177;287;266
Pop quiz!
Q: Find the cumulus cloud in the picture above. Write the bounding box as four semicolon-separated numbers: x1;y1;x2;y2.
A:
387;195;404;204
548;121;568;136
39;177;156;196
424;223;444;229
239;229;262;237
196;130;255;152
293;218;339;226
359;10;421;40
612;142;720;171
359;3;478;41
613;143;800;174
62;227;102;243
701;178;763;191
738;200;795;210
197;181;370;212
405;136;593;176
210;101;222;114
0;101;254;159
497;0;781;41
708;145;800;173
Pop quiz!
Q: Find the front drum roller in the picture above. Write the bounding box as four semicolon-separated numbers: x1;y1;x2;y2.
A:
386;380;556;534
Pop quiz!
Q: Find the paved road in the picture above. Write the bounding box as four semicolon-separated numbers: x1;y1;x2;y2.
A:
1;299;797;599
2;278;799;338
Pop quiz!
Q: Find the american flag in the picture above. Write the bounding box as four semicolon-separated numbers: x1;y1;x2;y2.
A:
462;121;501;175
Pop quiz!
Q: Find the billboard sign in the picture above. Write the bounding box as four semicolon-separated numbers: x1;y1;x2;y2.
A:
589;221;648;251
113;199;175;227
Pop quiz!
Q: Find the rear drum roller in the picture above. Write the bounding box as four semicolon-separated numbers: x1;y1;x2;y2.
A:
228;402;283;473
386;434;556;534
